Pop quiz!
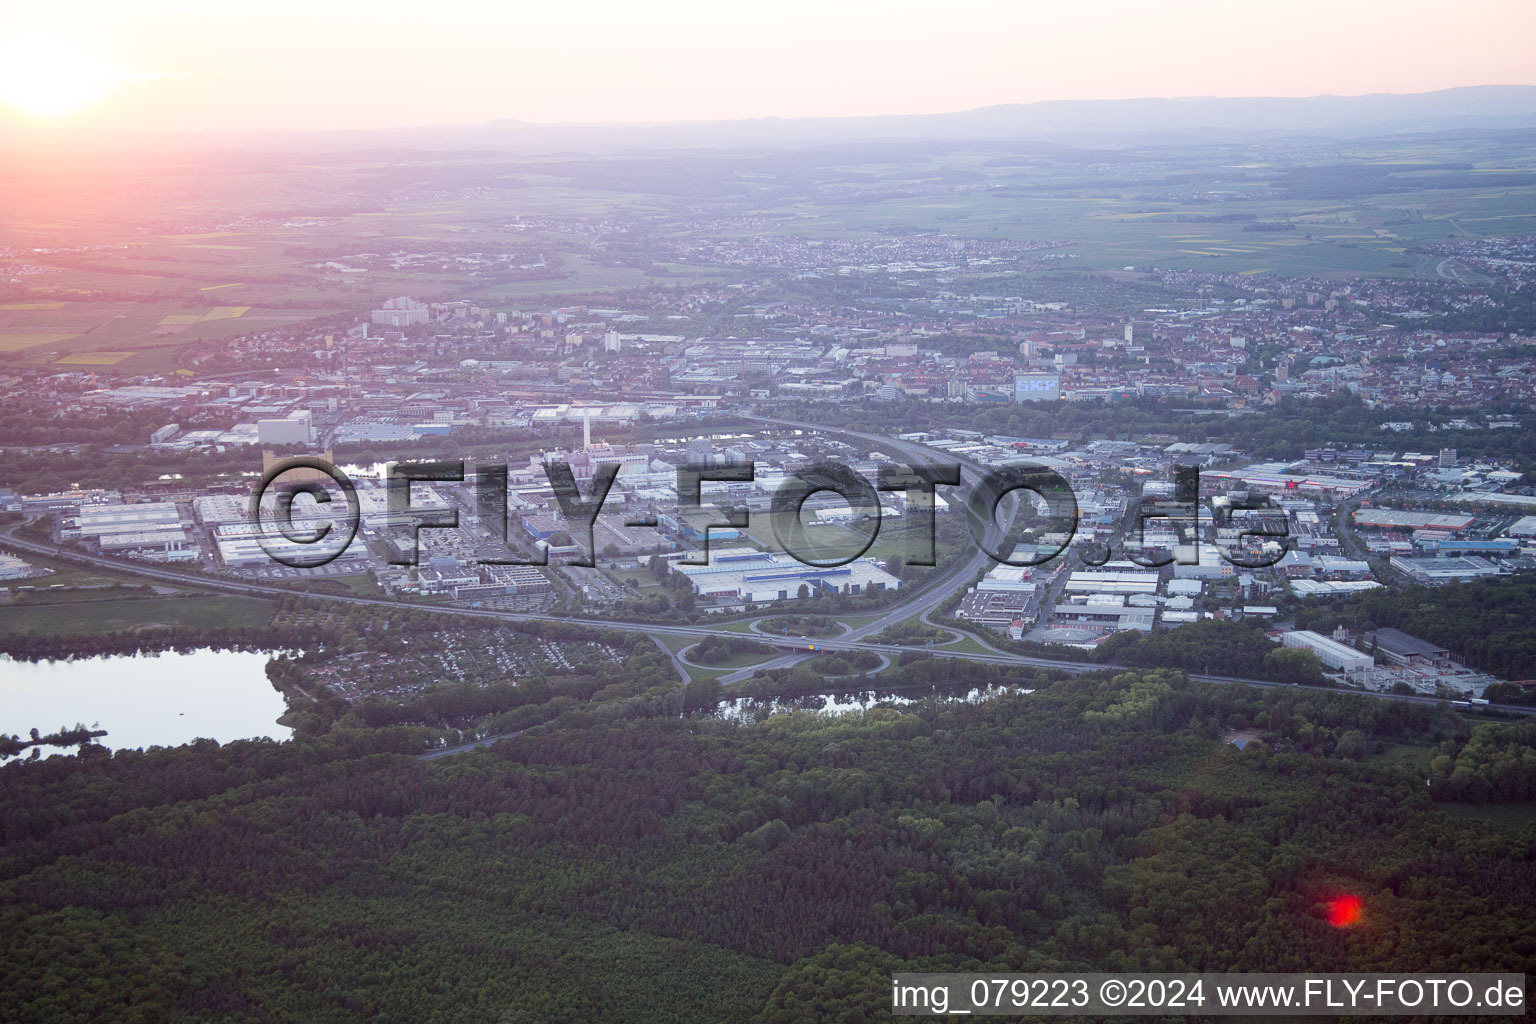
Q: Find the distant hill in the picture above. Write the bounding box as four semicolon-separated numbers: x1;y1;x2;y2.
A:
342;85;1536;153
20;85;1536;155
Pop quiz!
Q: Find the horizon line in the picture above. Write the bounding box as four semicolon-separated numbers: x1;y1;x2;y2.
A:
3;82;1534;144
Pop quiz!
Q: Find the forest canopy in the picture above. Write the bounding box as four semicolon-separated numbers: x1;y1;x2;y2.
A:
2;668;1532;1023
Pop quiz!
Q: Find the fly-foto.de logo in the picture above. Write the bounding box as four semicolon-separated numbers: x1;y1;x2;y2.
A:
248;457;1290;571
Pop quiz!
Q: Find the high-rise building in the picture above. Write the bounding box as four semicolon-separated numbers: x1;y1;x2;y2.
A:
370;297;429;327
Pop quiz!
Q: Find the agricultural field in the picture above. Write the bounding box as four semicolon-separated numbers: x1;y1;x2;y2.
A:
0;299;328;372
3;131;1533;376
0;154;742;372
0;595;275;635
747;174;1536;277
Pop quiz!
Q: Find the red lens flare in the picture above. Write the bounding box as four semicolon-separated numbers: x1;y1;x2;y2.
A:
1326;895;1364;928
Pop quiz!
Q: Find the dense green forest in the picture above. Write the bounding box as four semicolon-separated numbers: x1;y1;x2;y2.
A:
937;614;1331;685
3;665;1533;1023
1094;619;1328;683
1429;721;1536;802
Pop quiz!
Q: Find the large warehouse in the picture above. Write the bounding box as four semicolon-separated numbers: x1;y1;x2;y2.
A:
674;546;900;604
61;502;197;561
1062;570;1160;595
1351;509;1475;531
1389;555;1503;584
1280;630;1373;674
213;519;370;568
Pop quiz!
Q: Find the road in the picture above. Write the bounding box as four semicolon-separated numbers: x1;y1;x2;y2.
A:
717;414;1021;679
6;526;1532;720
1436;257;1490;287
5;417;1532;720
421;727;533;760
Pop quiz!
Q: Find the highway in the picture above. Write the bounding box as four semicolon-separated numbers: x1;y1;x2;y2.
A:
5;416;1532;719
5;528;1532;719
709;413;1021;679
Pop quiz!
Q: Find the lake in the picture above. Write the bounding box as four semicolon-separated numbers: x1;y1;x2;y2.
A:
1;648;292;761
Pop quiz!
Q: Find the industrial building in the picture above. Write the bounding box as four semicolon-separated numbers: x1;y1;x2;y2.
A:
674;546;900;604
256;410;314;446
1289;579;1384;597
1062;570;1160;595
1049;594;1155;633
1280;630;1374;674
1204;466;1373;499
1390;556;1503;585
61;502;197;561
212;519;370;568
441;565;556;602
0;553;39;580
194;494;262;525
62;502;180;539
1507;516;1536;538
1352;509;1475;532
1367;628;1452;669
1013;372;1061;402
1172;544;1238;580
955;564;1039;626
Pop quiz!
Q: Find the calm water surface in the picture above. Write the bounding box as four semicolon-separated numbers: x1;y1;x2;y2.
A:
1;648;291;760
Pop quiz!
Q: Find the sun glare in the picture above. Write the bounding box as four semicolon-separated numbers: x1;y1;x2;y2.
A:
0;36;122;118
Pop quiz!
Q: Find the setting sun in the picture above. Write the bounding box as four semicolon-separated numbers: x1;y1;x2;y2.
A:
0;35;121;118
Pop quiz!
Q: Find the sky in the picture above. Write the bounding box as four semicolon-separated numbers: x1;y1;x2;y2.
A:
2;0;1535;133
